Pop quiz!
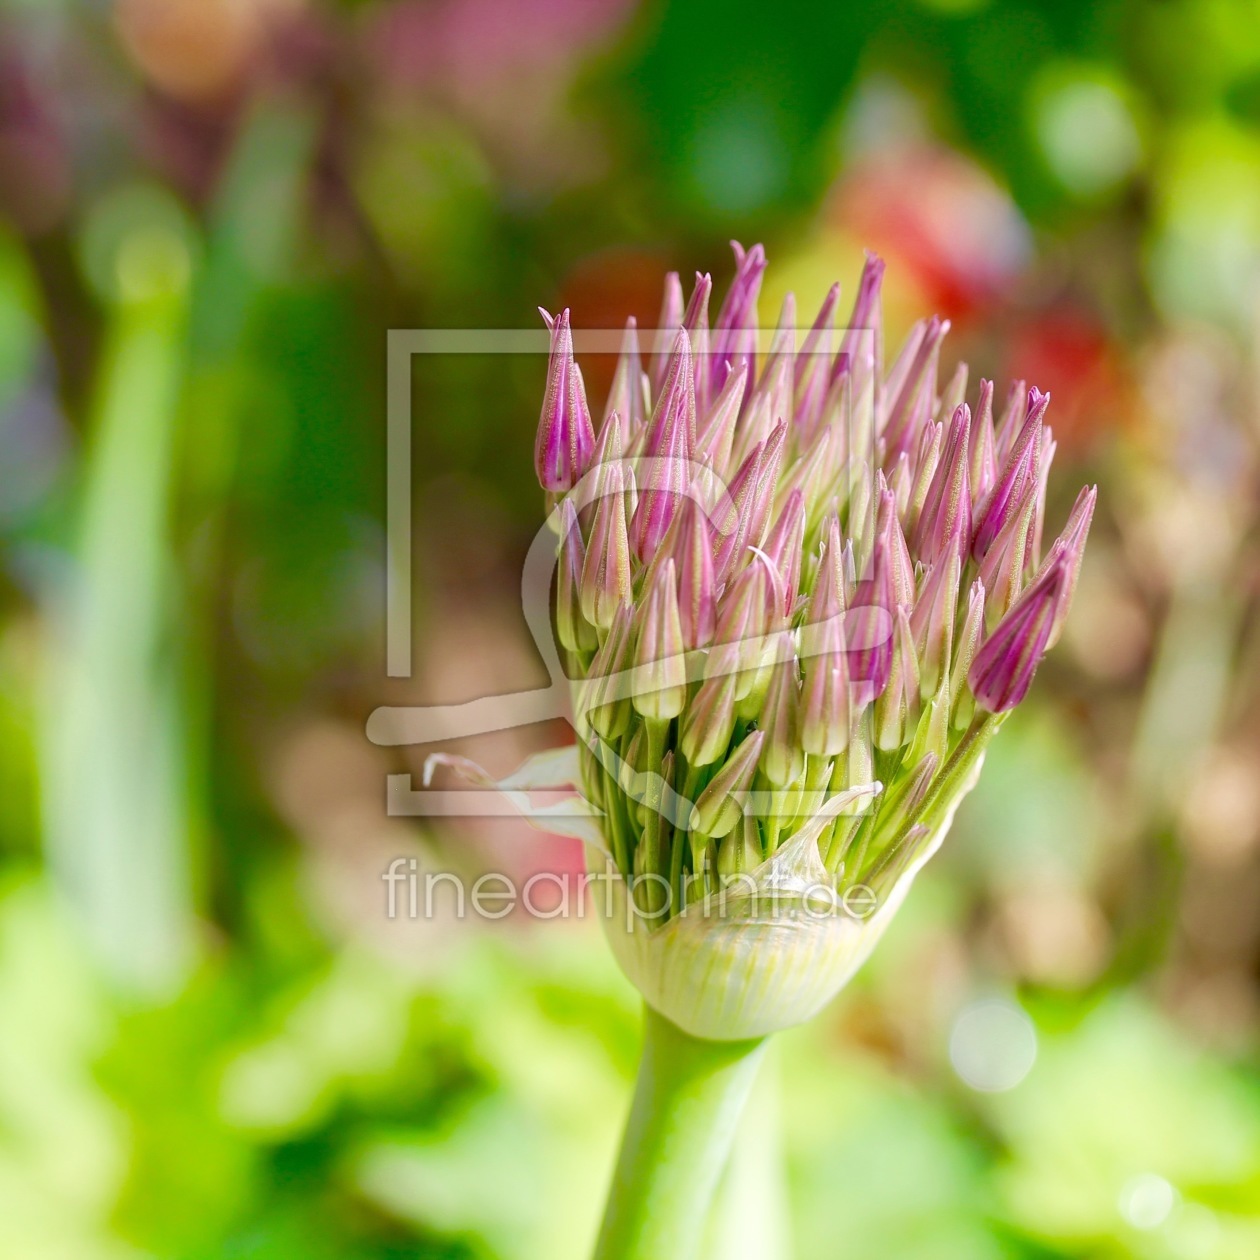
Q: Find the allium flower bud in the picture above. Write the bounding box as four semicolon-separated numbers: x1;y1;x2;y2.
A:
632;330;695;562
665;495;716;650
556;499;595;652
691;728;765;838
434;244;1094;1049
914;402;971;565
632;559;687;720
604;318;647;444
969;546;1067;712
759;631;804;786
534;308;596;492
710;241;766;395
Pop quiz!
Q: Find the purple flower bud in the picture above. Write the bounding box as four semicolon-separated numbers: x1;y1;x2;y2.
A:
883;316;948;461
556;498;595;652
760;632;805;786
914;403;972;565
746;420;789;559
534;308;596;492
950;578;986;730
631;329;696;563
910;547;961;699
762;489;806;618
978;469;1038;623
794;281;840;442
632;559;687;720
994;377;1029;461
584;602;634;741
668;495;716;649
807;515;847;624
907;419;943;532
876;484;916;610
709;437;762;580
650;271;684;390
969;378;997;505
711;241;767;395
846;523;896;707
603;318;647;446
838;252;884;389
801;604;851;757
684;272;713;413
715;555;776;648
691;728;765;837
1045;483;1097;648
580;460;633;631
1027;427;1056;567
938;362;969;422
680;642;741;765
969;550;1067;713
971;388;1048;561
874;608;920;750
696;356;749;476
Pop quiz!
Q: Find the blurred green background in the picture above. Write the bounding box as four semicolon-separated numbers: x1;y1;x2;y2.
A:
2;0;1260;1256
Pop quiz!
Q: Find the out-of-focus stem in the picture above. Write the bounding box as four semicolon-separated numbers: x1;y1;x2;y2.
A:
704;1039;791;1260
593;1005;766;1260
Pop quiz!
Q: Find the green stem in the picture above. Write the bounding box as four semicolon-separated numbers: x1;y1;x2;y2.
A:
593;1006;767;1260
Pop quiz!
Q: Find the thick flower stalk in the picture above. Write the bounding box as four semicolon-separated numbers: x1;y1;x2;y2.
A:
444;245;1094;1260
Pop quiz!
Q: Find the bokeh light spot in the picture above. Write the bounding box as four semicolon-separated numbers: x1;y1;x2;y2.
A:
949;997;1037;1092
1118;1173;1177;1230
1033;68;1143;197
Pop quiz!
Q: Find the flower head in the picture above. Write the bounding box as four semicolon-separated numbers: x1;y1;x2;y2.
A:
440;245;1094;1042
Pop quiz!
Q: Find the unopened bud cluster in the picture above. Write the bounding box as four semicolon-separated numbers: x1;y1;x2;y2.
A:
535;245;1094;925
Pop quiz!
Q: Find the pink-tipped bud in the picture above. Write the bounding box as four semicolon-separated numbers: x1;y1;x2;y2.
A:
681;643;741;766
794;282;840;441
994;377;1029;460
756;632;802;786
669;495;717;649
691;728;765;837
971;387;1048;560
938;361;969;422
874;608;920;750
762;490;806;618
883;315;948;460
631;329;696;563
808;515;849;627
604;318;647;445
711;241;767;395
969;378;997;504
876;484;916;609
556;499;595;652
978;469;1038;624
969;550;1067;713
535;308;596;492
714;555;776;647
584;603;634;741
711;435;767;581
684;271;713;414
1045;483;1097;648
580;460;633;631
914;403;972;565
746;420;789;558
696;357;749;476
910;547;961;699
632;559;687;720
838;252;884;387
650;272;684;390
950;578;986;730
800;607;851;757
846;525;896;707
